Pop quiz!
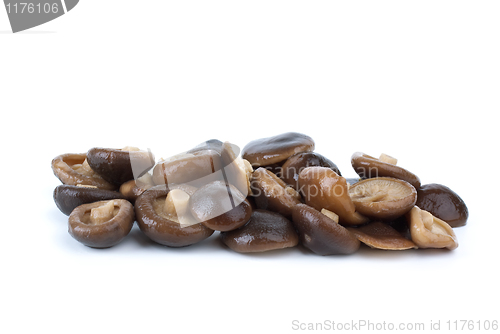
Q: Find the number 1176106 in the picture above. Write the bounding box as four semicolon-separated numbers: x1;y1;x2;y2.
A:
6;2;60;14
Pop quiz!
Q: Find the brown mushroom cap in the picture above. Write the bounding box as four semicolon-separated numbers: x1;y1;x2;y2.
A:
348;177;417;221
347;221;417;250
135;186;214;247
220;210;299;253
68;199;134;248
416;183;468;227
241;132;315;167
87;148;155;186
54;185;126;215
152;149;224;187
351;152;421;189
51;153;115;190
281;152;341;189
291;204;360;255
189;181;252;232
298;167;368;226
250;168;301;218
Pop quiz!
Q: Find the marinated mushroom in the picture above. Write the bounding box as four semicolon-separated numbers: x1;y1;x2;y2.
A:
189;181;252;231
351;152;421;189
241;132;315;167
298;167;368;226
406;206;458;250
51;153;115;190
220;210;299;253
152;147;224;187
281;152;341;189
416;183;468;227
68;199;134;248
87;147;155;186
347;221;417;250
250;168;301;218
135;186;214;247
291;204;360;255
348;177;417;221
119;173;155;203
54;184;126;215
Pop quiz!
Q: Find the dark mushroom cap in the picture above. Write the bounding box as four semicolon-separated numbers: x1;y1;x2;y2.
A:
298;167;368;226
68;199;134;248
51;153;115;190
416;183;468;227
347;221;417;250
135;186;214;247
87;148;155;186
250;168;301;218
189;181;252;232
281;152;341;189
291;204;360;255
220;210;299;253
54;184;125;215
241;132;315;167
348;177;417;221
351;152;421;189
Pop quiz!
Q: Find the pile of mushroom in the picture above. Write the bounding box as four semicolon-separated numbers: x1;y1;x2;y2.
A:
52;133;468;254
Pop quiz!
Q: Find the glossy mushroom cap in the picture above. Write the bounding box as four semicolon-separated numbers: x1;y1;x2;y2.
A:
54;184;125;215
68;199;134;248
189;181;252;232
347;221;417;250
241;132;315;167
348;177;417;221
220;210;299;253
51;153;115;190
281;152;341;189
135;186;214;247
291;204;360;255
250;168;301;218
416;183;468;227
351;152;421;189
298;167;368;226
87;147;155;186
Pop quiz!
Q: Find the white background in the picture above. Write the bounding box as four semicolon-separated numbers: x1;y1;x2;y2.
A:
1;1;499;333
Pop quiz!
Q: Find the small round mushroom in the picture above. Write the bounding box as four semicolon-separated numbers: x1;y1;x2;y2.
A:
51;153;115;190
416;183;468;227
291;204;360;255
54;184;126;215
135;186;214;247
68;199;134;248
351;152;421;189
250;167;301;218
348;177;417;221
220;210;299;253
347;221;417;250
241;132;315;167
298;167;369;226
87;147;155;186
281;152;341;189
189;181;252;231
406;206;458;250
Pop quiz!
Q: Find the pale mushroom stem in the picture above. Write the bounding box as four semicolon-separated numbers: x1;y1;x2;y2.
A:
90;201;115;225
